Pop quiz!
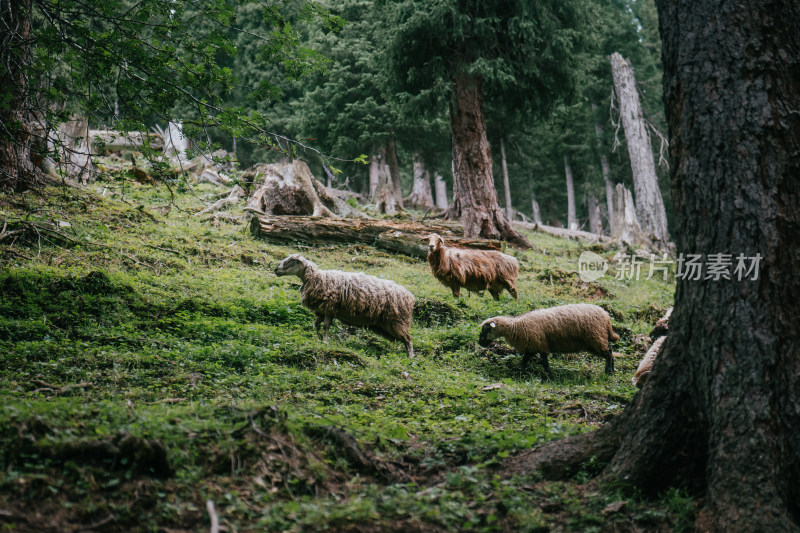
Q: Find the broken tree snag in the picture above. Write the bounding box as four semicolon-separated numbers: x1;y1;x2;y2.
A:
250;216;501;259
610;52;670;249
611;183;654;250
245;160;356;218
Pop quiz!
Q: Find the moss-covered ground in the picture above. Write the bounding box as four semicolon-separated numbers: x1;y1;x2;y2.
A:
0;178;692;532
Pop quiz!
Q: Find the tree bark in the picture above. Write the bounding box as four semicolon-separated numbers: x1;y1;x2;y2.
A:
446;73;531;249
592;103;615;234
0;0;48;191
508;3;800;530
610;52;670;248
434;172;449;210
407;152;434;208
564;156;578;231
499;137;513;221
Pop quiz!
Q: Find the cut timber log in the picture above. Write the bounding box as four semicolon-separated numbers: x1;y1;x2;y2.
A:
513;220;611;244
250;216;502;259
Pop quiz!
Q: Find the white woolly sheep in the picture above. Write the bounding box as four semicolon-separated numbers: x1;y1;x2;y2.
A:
632;306;672;388
478;303;619;377
274;254;415;357
632;335;666;388
426;233;519;300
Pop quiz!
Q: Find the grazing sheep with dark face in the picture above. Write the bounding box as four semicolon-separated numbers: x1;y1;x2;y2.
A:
479;304;619;377
274;254;415;357
426;233;519;300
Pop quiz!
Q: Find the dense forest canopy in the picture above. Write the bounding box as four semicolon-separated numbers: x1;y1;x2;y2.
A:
1;0;671;233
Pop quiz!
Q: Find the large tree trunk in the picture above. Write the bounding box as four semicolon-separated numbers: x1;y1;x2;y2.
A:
407;152;434;208
564;156;578;230
508;3;800;530
446;73;531;249
592;103;615;234
499;137;513;221
610;52;670;249
0;0;48;191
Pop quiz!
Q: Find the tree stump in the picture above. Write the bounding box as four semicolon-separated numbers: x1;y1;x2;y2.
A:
245;160;358;218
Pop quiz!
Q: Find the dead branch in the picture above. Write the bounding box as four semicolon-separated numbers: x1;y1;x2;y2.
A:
31;380;94;396
206;500;220;533
196;185;246;216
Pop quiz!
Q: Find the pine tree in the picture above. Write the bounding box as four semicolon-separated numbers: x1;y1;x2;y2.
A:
383;0;588;246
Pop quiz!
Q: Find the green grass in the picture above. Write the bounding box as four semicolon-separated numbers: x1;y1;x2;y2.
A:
0;177;691;531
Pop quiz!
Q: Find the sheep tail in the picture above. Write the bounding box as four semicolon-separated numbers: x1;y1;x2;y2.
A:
608;322;620;343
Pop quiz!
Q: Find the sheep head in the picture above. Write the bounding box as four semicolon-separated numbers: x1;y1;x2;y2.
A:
478;319;500;347
274;254;310;279
427;233;445;255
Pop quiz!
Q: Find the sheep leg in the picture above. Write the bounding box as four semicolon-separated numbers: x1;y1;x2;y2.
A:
314;314;324;340
539;353;553;379
321;316;332;342
602;349;615;374
451;286;461;299
404;338;415;359
489;288;501;301
506;285;518;299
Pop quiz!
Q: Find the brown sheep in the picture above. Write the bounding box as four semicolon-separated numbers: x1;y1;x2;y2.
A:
426;233;519;300
479;304;619;377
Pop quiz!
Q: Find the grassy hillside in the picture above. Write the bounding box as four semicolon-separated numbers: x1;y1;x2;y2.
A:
0;178;688;532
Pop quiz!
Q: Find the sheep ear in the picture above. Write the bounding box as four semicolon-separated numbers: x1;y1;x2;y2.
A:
489;322;496;328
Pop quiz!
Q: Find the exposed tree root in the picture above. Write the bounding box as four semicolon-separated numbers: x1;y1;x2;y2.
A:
501;416;624;481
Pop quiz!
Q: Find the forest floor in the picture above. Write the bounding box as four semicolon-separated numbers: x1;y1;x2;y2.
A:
0;175;690;532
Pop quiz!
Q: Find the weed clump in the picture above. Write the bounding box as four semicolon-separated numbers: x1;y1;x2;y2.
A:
413;297;466;327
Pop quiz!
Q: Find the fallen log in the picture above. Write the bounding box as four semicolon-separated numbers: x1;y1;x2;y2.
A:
513;220;611;244
250;216;502;259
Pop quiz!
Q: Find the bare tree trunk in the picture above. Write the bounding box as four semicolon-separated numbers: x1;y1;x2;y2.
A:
369;146;398;215
369;147;384;200
500;137;513;221
407;152;434;208
610;53;669;248
611;183;650;248
564;156;578;231
0;0;48;191
434;172;449;209
592;103;615;234
530;198;542;225
447;73;531;249
385;138;404;210
587;196;602;235
506;3;800;530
